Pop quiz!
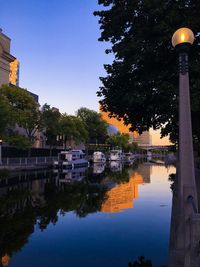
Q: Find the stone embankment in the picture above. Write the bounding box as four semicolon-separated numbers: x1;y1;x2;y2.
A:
0;156;57;171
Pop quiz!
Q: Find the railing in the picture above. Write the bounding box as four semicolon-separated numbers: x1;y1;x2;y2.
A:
1;157;57;166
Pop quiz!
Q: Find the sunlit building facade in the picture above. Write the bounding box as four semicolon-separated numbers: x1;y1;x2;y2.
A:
100;106;172;146
9;59;20;86
0;29;15;87
99;106;151;146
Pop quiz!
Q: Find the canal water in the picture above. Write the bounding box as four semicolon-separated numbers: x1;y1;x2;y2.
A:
0;162;175;267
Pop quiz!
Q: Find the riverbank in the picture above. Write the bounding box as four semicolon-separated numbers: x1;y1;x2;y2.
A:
0;156;57;171
0;164;52;171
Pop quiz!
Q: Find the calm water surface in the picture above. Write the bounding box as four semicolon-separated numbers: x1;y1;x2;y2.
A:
0;162;175;267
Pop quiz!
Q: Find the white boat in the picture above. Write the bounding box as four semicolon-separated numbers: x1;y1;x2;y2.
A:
124;152;135;163
109;149;124;161
54;150;88;169
93;151;106;163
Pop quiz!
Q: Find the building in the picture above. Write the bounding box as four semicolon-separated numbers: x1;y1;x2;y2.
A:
9;58;20;86
100;106;172;146
0;29;15;86
99;106;151;146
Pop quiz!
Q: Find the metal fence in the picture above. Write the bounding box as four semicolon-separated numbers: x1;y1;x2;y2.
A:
1;156;57;166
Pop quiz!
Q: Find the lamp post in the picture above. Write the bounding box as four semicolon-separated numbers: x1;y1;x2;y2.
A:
172;28;197;200
0;139;2;165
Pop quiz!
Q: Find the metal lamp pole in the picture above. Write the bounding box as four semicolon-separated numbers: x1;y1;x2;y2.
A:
169;28;199;267
172;28;197;199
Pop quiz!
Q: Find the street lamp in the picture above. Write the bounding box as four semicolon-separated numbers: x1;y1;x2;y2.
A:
171;28;196;199
0;139;2;165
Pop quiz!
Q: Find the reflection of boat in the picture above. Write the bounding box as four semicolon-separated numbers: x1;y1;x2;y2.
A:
110;161;123;172
56;167;87;183
93;163;106;174
109;149;124;161
124;152;135;163
54;150;88;169
93;151;106;163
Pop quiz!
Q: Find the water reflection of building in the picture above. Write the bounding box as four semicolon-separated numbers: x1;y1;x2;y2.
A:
136;164;151;184
101;172;143;213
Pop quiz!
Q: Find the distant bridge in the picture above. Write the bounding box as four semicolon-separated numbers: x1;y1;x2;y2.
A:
138;144;173;151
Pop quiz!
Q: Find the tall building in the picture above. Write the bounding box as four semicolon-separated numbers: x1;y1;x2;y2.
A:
9;58;20;86
0;29;15;86
99;106;151;146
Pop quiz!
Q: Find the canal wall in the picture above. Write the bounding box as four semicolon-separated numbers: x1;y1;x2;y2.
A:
0;156;57;171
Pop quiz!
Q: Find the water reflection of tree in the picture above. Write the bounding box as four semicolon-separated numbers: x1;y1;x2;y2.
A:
106;162;139;184
0;163;140;264
0;190;35;265
128;256;167;267
168;173;176;192
0;177;107;262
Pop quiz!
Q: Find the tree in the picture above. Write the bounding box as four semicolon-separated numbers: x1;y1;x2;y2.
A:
76;107;108;144
0;85;41;145
41;104;61;149
106;132;129;150
127;142;139;153
59;114;88;149
0;97;10;136
94;1;200;144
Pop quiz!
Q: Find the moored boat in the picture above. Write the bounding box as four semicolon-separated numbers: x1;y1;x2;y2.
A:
93;151;106;163
54;150;88;169
109;149;124;161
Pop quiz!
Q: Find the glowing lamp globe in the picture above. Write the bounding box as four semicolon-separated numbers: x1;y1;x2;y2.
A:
172;28;195;48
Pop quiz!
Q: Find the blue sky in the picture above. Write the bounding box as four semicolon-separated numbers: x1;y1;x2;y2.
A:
0;0;111;114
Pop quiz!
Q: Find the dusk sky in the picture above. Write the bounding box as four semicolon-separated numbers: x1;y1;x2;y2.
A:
0;0;111;114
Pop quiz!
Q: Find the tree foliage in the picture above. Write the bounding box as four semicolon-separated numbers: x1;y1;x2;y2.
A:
59;114;88;148
76;107;108;144
0;96;10;136
41;104;61;147
0;85;41;144
106;132;129;150
94;0;200;143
